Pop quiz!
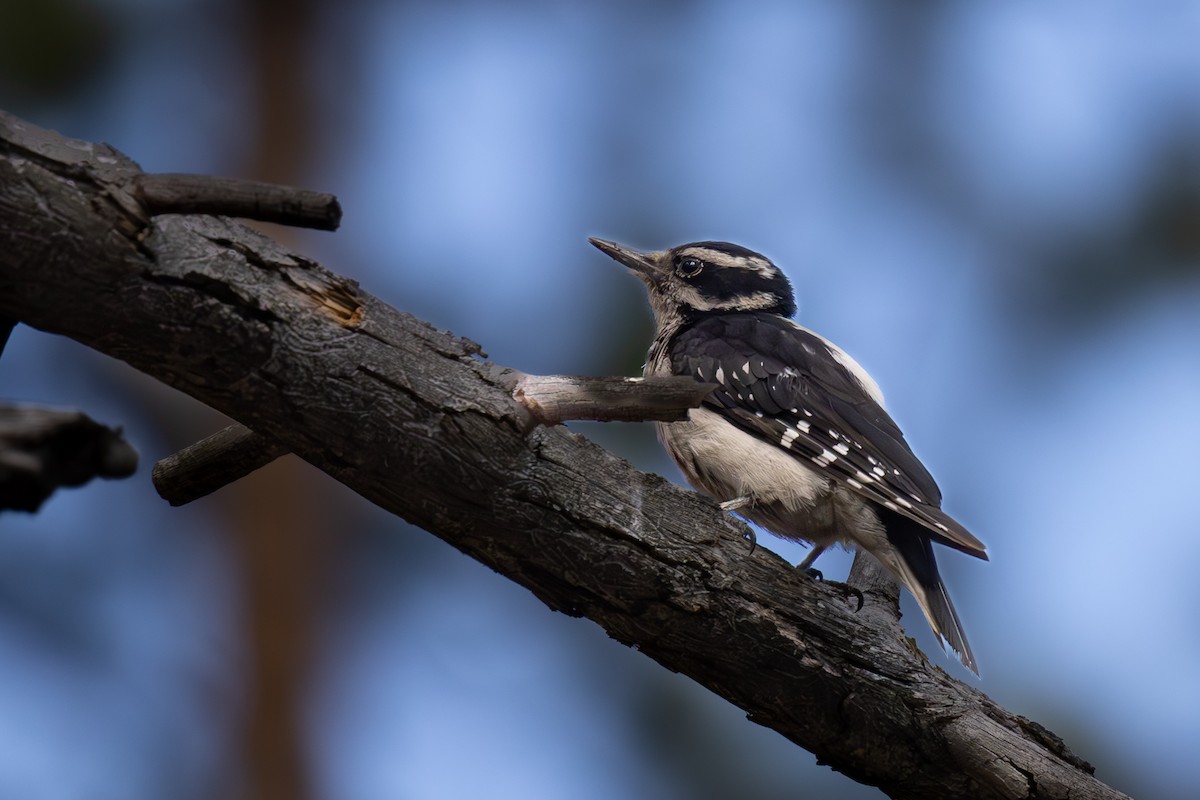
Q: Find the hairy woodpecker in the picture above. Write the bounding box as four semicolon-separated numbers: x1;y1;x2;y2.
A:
590;237;987;673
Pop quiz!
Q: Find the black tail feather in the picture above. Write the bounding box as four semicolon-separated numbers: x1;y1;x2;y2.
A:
881;509;978;674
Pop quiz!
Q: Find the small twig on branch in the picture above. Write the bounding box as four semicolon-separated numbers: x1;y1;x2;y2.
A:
135;173;342;230
152;424;288;506
847;548;903;627
512;374;716;426
848;548;902;603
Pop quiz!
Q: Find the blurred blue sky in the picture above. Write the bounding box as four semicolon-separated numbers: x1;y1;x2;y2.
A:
3;1;1200;798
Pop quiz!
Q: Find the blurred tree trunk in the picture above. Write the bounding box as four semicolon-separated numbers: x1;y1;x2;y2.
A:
236;2;321;798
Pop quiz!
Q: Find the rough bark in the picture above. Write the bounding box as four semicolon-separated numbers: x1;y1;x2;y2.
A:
150;375;715;505
151;424;287;506
136;173;341;230
0;110;1131;800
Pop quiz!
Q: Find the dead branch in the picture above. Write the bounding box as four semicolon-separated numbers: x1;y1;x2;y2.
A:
136;173;342;230
0;109;1130;800
152;424;287;506
150;374;716;505
0;404;138;511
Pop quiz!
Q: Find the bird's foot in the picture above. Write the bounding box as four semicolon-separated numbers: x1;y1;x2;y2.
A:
795;554;864;611
719;497;757;554
832;582;865;613
796;544;827;575
719;496;753;512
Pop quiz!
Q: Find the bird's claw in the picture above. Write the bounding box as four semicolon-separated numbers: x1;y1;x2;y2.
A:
719;497;757;554
799;567;862;610
839;583;865;612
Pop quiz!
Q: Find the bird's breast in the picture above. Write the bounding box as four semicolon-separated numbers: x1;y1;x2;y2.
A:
657;407;883;547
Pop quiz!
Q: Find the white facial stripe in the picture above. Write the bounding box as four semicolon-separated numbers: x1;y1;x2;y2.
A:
678;247;777;277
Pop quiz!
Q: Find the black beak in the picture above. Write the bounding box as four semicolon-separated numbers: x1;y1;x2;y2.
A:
588;237;659;279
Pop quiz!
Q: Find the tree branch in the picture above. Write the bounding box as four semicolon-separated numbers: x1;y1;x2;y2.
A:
0;404;138;511
150;374;717;505
136;173;342;230
0;109;1130;800
512;373;718;426
152;424;288;506
0;316;13;356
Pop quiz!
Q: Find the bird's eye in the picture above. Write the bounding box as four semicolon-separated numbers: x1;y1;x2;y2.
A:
676;257;703;278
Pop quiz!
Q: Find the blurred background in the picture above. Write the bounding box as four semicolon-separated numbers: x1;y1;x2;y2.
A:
2;1;1199;798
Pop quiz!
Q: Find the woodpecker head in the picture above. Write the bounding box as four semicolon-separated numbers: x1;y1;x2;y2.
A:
590;238;796;328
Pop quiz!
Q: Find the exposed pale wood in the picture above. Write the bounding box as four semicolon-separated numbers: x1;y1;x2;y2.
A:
513;373;716;426
0;109;1131;800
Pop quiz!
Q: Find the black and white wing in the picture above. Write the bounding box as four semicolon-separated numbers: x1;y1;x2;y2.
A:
671;313;987;559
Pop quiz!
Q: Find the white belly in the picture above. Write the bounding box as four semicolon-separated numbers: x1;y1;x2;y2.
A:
657;408;887;550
